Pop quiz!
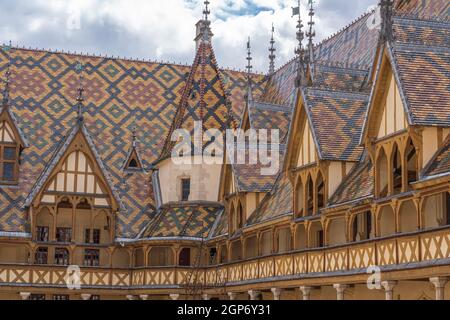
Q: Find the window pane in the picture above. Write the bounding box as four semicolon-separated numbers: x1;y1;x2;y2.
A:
2;163;14;181
3;147;16;160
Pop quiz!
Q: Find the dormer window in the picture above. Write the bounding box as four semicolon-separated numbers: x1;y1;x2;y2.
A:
0;120;19;183
181;178;191;201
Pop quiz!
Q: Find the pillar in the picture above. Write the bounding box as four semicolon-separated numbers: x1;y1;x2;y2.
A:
170;294;180;301
228;292;237;300
299;286;312;301
381;281;397;301
430;277;448;301
248;290;261;301
271;288;283;300
19;292;31;301
333;284;349;301
140;295;149;301
81;294;92;301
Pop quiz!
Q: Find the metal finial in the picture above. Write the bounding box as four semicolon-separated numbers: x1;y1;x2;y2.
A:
268;24;276;75
203;0;211;21
246;37;253;76
380;0;394;42
2;41;12;107
293;0;305;60
306;0;315;65
76;62;85;123
131;117;137;148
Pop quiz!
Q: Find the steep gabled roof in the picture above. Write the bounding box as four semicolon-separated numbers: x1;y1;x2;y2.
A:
422;135;450;180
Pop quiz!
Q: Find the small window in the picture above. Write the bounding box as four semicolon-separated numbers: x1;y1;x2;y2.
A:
0;120;19;183
53;295;69;301
56;228;72;243
128;159;138;168
209;248;217;265
84;249;100;267
90;295;100;300
85;229;100;244
55;248;70;266
181;178;191;202
179;248;191;266
35;248;48;265
36;226;49;242
30;294;46;301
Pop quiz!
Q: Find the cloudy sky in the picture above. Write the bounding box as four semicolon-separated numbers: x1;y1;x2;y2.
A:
0;0;378;73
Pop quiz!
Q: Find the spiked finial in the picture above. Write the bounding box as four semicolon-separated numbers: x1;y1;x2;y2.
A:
2;44;12;108
246;37;253;102
75;62;85;124
268;24;276;75
293;0;305;60
203;0;211;21
305;0;315;65
131;117;138;148
380;0;394;42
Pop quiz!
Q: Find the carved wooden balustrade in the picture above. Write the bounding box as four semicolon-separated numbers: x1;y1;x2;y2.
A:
0;227;449;289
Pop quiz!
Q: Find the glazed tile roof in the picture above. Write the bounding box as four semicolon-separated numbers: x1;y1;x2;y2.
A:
249;101;293;143
303;88;369;162
329;154;374;205
246;173;293;227
0;47;253;237
210;209;228;238
140;202;223;239
313;64;370;93
422;135;450;179
390;17;450;127
395;0;449;20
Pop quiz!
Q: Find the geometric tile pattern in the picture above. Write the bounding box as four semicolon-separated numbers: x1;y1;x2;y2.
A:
304;88;368;162
141;203;223;239
329;154;374;205
246;173;293;227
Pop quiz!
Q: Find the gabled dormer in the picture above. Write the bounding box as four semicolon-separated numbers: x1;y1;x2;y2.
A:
123;125;143;171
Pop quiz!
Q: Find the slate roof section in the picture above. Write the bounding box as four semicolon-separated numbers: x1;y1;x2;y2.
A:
329;154;374;206
246;173;293;227
249;101;293;143
303;88;369;162
422;135;450;179
140;202;223;239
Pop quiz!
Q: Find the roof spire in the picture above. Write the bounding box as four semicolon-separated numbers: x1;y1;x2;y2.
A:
2;41;12;108
131;117;138;148
305;0;315;66
268;24;276;75
75;62;85;124
203;0;211;21
292;0;306;87
380;0;394;42
246;37;253;102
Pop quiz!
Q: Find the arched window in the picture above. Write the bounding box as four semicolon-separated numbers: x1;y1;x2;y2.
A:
392;144;402;194
229;203;235;234
305;175;314;216
0;120;19;183
295;179;304;218
237;202;244;229
316;172;325;211
377;148;389;198
179;248;191;266
405;139;418;187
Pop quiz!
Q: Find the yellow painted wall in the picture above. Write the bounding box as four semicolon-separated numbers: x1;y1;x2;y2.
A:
158;156;222;203
297;120;317;168
377;74;408;139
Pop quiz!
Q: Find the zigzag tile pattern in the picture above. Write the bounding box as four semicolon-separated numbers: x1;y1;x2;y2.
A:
395;0;449;19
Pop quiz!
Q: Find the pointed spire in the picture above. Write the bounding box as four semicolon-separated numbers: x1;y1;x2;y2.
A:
305;0;315;66
195;1;214;49
268;24;276;75
75;62;85;124
131;117;138;148
380;0;394;42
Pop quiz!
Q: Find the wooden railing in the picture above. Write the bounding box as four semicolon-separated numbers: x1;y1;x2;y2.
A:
0;227;449;289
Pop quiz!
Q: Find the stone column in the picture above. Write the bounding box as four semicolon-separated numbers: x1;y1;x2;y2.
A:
299;286;312;301
140;295;149;301
19;292;31;301
248;290;261;301
81;294;92;301
430;277;448;301
228;292;238;300
202;294;211;301
271;288;283;300
381;281;397;301
333;284;349;301
170;294;180;301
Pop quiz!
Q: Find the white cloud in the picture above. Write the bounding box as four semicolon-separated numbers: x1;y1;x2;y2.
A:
0;0;377;72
